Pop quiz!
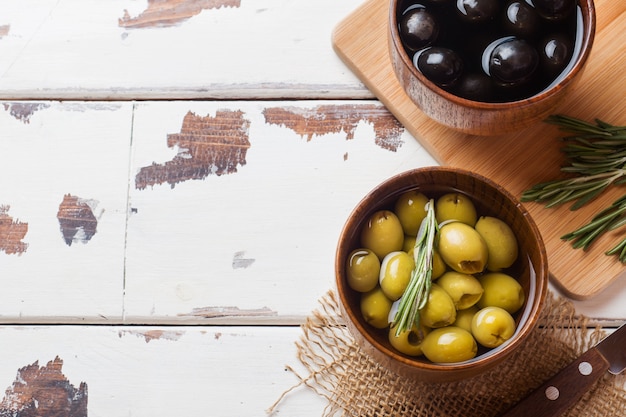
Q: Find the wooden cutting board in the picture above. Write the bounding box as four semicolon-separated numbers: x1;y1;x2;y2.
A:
332;0;626;300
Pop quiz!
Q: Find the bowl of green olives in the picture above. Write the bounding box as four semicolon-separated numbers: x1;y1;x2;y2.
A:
335;167;549;382
389;0;595;135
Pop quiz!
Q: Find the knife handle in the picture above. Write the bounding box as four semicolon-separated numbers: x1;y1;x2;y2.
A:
499;347;610;417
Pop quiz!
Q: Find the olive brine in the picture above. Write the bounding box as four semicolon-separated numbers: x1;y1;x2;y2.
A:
347;191;525;363
397;0;580;102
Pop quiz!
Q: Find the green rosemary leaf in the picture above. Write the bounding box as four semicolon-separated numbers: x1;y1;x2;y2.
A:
570;183;610;210
595;119;615;130
564;216;610;238
545;115;612;136
563;220;613;250
391;199;437;336
605;242;622;256
524;115;626;259
571;159;626;170
606;238;626;263
608;216;626;231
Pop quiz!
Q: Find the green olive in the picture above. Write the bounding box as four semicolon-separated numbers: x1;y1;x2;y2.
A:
360;210;404;260
454;305;479;333
431;248;447;279
478;272;525;314
388;324;430;356
436;271;484;310
475;216;519;271
435;193;478;226
420;283;456;328
394;190;429;236
421;326;478;363
471;306;516;348
403;235;416;256
360;286;393;329
346;248;381;293
379;251;415;300
438;222;488;274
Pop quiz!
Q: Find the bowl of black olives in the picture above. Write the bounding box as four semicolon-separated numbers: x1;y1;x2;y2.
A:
335;167;549;382
389;0;595;135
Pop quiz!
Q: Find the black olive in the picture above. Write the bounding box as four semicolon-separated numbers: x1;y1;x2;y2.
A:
502;1;541;38
395;0;578;101
454;72;495;102
539;33;573;76
533;0;576;20
456;0;499;23
399;6;440;51
488;38;538;85
416;47;464;86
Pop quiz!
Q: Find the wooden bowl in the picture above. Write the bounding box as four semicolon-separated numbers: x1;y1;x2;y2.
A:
335;167;549;382
388;0;596;135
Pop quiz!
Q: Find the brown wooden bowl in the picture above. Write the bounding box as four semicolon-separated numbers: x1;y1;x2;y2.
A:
388;0;596;136
335;167;549;382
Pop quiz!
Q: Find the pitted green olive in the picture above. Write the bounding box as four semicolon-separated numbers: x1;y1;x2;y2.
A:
360;210;404;260
379;251;415;300
438;222;489;274
435;193;478;226
394;190;429;236
478;272;525;314
388;324;430;356
421;326;478;363
420;283;456;328
475;216;519;271
346;248;381;293
471;306;516;348
436;271;484;310
360;286;393;329
454;305;479;333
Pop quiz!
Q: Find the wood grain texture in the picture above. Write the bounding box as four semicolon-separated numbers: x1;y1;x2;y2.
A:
118;0;241;29
57;194;100;246
332;0;626;299
134;109;252;189
0;205;28;255
0;357;87;416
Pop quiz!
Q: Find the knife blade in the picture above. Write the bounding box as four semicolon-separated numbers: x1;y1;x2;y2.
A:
499;322;626;417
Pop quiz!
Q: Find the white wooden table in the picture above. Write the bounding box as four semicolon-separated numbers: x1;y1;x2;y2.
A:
0;1;625;416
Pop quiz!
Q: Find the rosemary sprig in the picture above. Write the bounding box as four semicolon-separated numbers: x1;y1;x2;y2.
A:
521;115;626;261
562;195;626;253
521;170;626;210
391;199;438;336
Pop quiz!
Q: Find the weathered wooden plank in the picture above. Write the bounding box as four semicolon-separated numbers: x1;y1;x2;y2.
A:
0;102;132;321
0;0;369;100
0;100;625;325
0;325;325;416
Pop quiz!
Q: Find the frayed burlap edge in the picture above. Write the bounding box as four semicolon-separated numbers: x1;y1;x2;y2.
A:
268;290;626;417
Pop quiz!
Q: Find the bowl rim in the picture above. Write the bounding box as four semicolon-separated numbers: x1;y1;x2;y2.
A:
388;0;597;109
335;166;550;376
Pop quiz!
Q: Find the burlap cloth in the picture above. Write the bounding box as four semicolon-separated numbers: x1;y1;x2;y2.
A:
268;290;626;416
